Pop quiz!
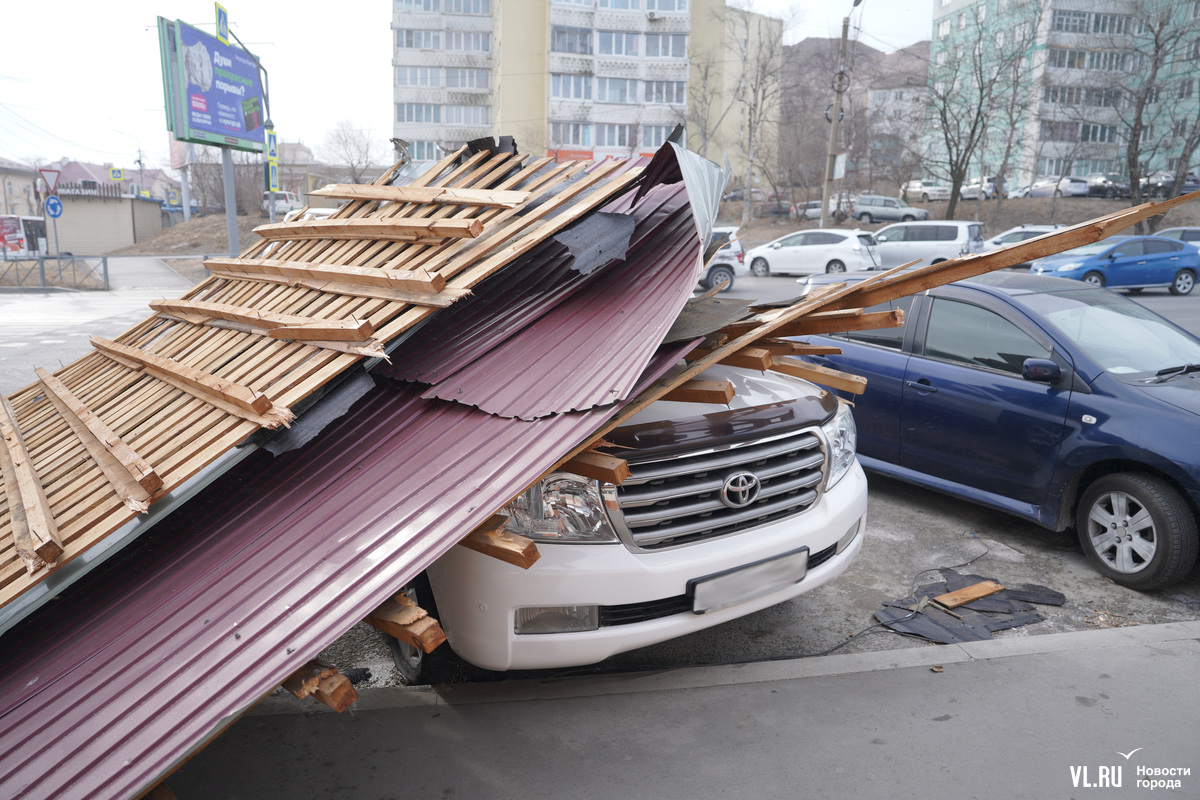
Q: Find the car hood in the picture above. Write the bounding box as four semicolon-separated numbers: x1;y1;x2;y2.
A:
1133;373;1200;415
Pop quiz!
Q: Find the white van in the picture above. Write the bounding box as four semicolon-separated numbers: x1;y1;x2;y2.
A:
872;220;985;268
262;190;303;215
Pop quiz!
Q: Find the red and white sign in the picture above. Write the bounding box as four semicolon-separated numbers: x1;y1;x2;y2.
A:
38;169;60;195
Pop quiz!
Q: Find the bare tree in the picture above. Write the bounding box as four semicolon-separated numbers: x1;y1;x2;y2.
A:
726;4;782;225
319;121;385;185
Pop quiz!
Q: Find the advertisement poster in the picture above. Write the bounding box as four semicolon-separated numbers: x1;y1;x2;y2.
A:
158;17;265;152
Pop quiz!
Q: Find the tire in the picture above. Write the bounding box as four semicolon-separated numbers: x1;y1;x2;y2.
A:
921;193;930;202
1169;270;1195;295
750;257;770;277
1083;271;1105;288
901;215;915;222
825;260;846;273
1077;473;1199;590
1054;190;1063;198
859;213;873;224
387;582;427;684
706;265;735;292
1105;187;1115;199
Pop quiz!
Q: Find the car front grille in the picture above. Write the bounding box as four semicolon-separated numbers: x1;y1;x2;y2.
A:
611;428;826;550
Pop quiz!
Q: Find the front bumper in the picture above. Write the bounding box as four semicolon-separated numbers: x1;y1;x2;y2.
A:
425;462;868;671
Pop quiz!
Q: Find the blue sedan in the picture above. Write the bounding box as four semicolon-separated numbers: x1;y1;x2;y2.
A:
1030;235;1198;295
802;272;1200;590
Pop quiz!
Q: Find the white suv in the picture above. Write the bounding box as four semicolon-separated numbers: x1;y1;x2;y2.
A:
700;226;747;291
873;220;985;268
421;364;867;673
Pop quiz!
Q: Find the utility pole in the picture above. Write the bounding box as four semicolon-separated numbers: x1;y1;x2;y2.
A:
820;0;862;229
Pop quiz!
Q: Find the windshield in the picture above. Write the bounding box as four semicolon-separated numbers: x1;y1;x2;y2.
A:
1021;289;1200;378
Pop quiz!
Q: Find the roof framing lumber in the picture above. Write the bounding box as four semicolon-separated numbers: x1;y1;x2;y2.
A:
308;184;532;208
365;593;448;654
560;450;633;485
769;357;868;396
204;256;448;294
206;269;467;308
0;397;63;570
457;514;540;569
149;299;375;342
90;338;294;429
35;368;161;513
253;217;484;243
660;379;735;405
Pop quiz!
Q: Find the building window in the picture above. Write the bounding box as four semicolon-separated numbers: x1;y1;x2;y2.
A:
444;0;490;12
551;73;592;99
646;0;687;8
444;105;490;125
1047;48;1086;69
1085;88;1121;107
397;66;441;86
1037;157;1073;176
957;12;966;29
1182;79;1195;100
596;123;635;147
445;31;490;51
599;0;640;7
1092;14;1129;34
1087;51;1126;71
410;141;441;160
552;26;593;54
1039;120;1078;142
1043;86;1083;105
642;125;679;147
397;103;441;123
935;50;948;67
598;31;639;56
1142;86;1161;104
1080;123;1117;143
553;0;593;5
597;77;639;102
551;121;592;147
937;19;951;38
644;80;686;104
1051;10;1089;32
1173;120;1189;138
645;33;686;57
396;29;441;49
446;68;490;89
396;0;439;11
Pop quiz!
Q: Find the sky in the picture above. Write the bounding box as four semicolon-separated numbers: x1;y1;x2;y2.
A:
0;1;931;175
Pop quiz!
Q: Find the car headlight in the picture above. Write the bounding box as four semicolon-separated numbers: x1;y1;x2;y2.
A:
502;473;619;543
1055;261;1083;272
821;402;857;489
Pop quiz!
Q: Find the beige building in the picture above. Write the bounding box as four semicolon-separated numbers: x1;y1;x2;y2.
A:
391;0;780;177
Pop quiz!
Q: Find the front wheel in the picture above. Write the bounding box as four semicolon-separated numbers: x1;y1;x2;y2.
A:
859;213;873;224
825;260;846;273
706;265;735;292
750;257;770;277
901;214;916;222
1169;270;1195;295
1083;271;1105;288
1077;473;1198;590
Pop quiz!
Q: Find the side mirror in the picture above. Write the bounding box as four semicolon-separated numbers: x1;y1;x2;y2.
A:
772;242;782;249
1022;358;1062;384
1110;252;1123;260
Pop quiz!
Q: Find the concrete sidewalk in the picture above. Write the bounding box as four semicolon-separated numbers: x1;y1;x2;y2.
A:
171;622;1200;799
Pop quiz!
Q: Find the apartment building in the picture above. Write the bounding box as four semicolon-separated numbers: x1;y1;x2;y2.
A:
391;0;779;174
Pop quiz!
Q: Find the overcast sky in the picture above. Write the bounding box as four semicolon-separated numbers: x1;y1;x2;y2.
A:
0;1;931;174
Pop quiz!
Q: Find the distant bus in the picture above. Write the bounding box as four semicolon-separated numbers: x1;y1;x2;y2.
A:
0;216;48;258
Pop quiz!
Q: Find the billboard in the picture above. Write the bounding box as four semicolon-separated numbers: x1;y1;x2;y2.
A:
158;16;265;152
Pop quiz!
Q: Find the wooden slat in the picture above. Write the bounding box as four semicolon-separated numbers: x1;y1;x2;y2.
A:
150;298;375;342
207;269;467;308
769;357;868;396
753;339;843;356
365;593;448;654
457;514;540;569
0;397;63;569
309;184;531;208
280;659;358;712
933;580;1005;609
559;451;633;485
771;309;905;338
660;379;735;405
89;338;294;429
254;217;484;243
36;368;161;513
205;256;448;294
686;346;773;371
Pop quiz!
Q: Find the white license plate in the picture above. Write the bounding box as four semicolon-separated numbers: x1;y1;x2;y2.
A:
689;548;809;615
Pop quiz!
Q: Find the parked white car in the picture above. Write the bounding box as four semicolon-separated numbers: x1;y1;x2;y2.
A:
746;228;879;276
872;220;985;268
700;226;747;291
1030;176;1089;198
901;180;952;202
960;176;1003;200
982;224;1064;268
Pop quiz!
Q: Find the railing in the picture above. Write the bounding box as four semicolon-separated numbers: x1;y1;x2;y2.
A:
0;255;109;290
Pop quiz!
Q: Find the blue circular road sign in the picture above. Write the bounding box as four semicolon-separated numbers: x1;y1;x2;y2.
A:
45;196;63;218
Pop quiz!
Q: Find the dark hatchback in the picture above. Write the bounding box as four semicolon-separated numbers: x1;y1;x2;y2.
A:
802;272;1200;590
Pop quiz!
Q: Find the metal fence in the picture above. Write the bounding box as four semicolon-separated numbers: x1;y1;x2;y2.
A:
0;255;109;290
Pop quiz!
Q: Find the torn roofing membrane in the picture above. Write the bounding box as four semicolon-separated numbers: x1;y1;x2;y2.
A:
0;142;726;800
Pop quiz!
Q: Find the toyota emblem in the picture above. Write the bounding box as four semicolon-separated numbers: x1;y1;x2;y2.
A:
721;472;761;509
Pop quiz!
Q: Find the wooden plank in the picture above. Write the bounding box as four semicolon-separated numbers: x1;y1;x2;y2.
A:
660;379;735;405
457;515;540;569
686;346;773;371
281;659;358;712
204;256;448;293
753;339;843;356
365;593;448;654
771;308;905;338
253;217;484;242
0;397;63;568
769;357;868;396
559;450;633;485
35;368;161;512
150;298;375;342
90;338;294;429
207;269;468;308
933;580;1005;609
309;184;531;208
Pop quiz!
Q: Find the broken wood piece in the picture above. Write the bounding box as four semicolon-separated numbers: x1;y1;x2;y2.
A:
559;450;632;484
660;379;735;405
769;357;868;396
366;594;448;654
90;337;294;429
36;367;161;512
308;183;531;208
685;345;773;371
204;256;448;294
280;658;358;712
0;396;64;569
753;339;843;356
253;217;484;242
150;299;375;342
771;308;905;338
313;672;359;713
458;515;540;569
932;580;1005;609
207;269;467;308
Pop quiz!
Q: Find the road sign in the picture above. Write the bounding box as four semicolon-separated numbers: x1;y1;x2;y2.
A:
216;3;230;45
110;168;124;181
38;169;60;195
45;196;63;218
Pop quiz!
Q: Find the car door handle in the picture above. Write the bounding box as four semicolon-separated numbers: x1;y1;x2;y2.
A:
905;379;938;394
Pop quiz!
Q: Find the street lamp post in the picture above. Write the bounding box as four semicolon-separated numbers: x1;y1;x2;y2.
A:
820;0;862;229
